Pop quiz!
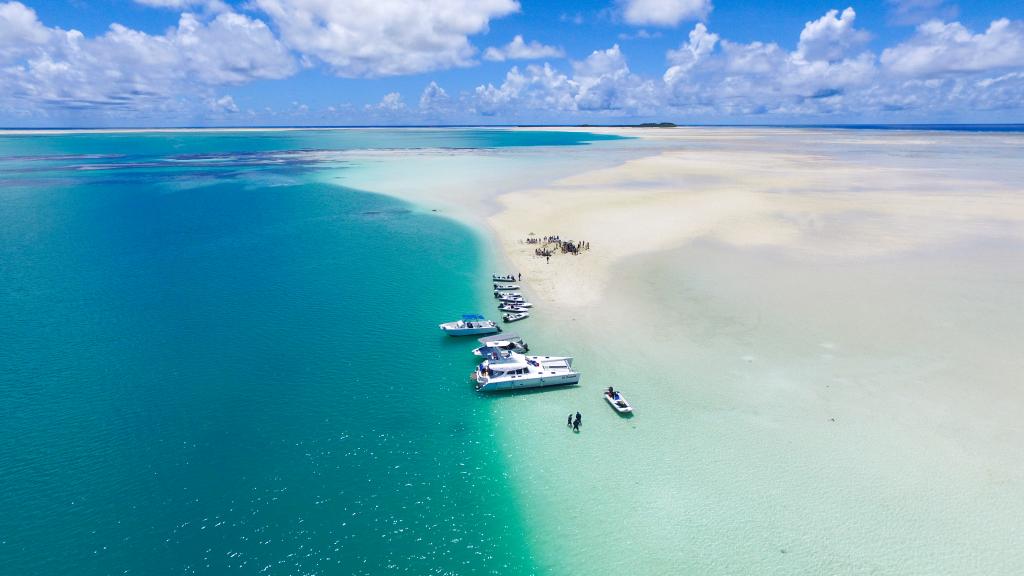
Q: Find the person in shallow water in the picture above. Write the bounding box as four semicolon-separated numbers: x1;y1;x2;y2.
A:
575;411;582;426
567;414;573;427
572;418;580;432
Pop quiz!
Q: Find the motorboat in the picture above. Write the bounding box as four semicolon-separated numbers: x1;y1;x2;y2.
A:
493;284;520;291
604;387;633;413
497;300;532;308
472;351;580;392
472;332;529;356
439;314;500;336
492;274;516;283
494;290;523;299
498;304;530;313
502;312;529;323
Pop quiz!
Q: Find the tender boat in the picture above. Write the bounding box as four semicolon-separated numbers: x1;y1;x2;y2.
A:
472;332;529;356
492;274;516;283
493;284;520;291
503;312;529;323
604;387;633;413
498;300;532;308
498;304;530;313
472;350;580;392
439;314;500;336
494;290;524;299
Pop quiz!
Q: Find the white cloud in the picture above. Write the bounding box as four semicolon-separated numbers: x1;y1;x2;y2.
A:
419;81;450;110
483;35;564;62
473;44;658;117
796;7;870;63
252;0;520;77
664;22;717;83
881;18;1024;76
620;0;711;27
367;92;406;112
0;3;296;116
209;94;239;112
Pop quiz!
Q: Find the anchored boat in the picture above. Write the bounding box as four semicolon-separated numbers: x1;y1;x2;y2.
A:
604;387;633;413
492;274;516;283
493;284;520;291
439;314;500;336
473;350;580;392
502;312;529;323
472;332;529;356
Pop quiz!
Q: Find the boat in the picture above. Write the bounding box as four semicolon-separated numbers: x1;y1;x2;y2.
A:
472;332;529;356
472;350;580;392
603;387;633;413
502;312;529;323
492;274;516;282
497;300;532;308
493;290;523;299
439;314;500;336
498;304;530;313
493;283;520;291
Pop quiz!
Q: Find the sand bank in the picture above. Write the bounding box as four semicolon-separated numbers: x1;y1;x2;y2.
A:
484;127;1024;575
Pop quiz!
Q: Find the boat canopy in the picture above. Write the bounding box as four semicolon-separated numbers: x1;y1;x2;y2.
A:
462;314;486;321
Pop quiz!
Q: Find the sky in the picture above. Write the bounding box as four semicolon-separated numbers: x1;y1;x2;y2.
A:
0;0;1022;126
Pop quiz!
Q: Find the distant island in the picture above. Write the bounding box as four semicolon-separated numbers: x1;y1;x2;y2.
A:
576;122;677;128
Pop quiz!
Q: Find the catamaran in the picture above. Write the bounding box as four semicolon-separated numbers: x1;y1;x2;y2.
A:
473;350;580;392
439;314;500;336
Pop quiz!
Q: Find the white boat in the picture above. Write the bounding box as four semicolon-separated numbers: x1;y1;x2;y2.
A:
494;290;523;299
498;304;530;313
472;351;580;392
503;312;529;323
604;387;633;413
439;314;500;336
472;332;529;356
493;283;520;291
497;300;532;308
492;274;516;282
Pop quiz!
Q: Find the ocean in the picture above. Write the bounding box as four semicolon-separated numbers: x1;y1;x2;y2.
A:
0;129;619;575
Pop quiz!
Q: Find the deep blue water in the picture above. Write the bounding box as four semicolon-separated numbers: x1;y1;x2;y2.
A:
0;129;618;575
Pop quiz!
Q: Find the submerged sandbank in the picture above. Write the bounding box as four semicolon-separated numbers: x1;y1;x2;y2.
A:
485;127;1024;575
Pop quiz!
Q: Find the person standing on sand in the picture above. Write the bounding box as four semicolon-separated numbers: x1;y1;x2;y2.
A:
546;256;550;264
518;273;521;281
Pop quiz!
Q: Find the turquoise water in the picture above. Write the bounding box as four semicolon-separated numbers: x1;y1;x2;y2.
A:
0;129;618;575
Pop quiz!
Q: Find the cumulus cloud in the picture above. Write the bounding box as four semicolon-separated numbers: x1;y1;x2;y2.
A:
483;35;564;62
419;81;451;110
881;18;1024;75
620;0;711;27
0;2;296;116
252;0;520;77
209;94;239;113
473;44;658;117
796;7;870;62
367;92;406;112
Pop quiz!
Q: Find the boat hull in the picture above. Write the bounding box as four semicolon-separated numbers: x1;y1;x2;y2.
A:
473;372;580;392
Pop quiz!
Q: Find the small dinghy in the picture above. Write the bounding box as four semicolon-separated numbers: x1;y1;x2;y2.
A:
502;312;529;323
492;274;516;283
497;301;532;309
604;387;633;413
498;304;530;313
494;291;523;299
493;284;520;291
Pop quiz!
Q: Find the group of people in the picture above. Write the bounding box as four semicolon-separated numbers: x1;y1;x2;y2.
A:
567;411;582;432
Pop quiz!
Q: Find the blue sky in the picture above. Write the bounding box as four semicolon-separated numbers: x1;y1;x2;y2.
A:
1;0;1022;126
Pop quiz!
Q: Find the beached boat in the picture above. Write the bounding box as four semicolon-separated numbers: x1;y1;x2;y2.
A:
439;314;500;336
498;300;532;308
492;274;516;283
604;387;633;413
502;312;529;323
493;283;520;291
472;332;529;356
498;304;530;313
472;351;580;392
494;290;523;299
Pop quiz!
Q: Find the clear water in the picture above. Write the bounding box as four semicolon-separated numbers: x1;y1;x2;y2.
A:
0;129;619;575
